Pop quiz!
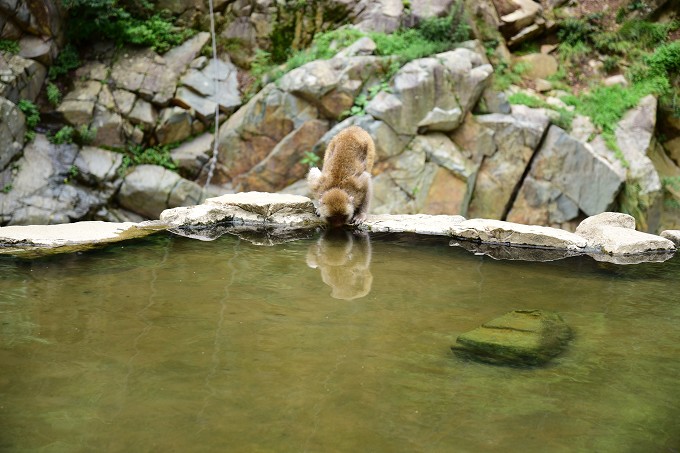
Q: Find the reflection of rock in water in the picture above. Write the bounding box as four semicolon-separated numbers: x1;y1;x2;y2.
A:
306;229;373;300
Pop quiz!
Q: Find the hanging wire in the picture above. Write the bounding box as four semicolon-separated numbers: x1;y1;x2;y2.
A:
204;0;220;188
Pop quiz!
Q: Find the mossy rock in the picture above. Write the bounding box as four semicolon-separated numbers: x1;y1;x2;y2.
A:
451;309;572;367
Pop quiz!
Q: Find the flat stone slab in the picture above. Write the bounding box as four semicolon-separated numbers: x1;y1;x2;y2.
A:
360;214;466;235
452;218;589;251
160;191;324;230
1;191;675;263
0;221;166;257
452;309;573;367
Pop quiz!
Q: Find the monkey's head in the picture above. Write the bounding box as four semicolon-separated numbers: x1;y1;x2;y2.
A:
319;188;355;228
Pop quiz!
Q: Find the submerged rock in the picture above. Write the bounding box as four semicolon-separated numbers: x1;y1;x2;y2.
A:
452;309;572;366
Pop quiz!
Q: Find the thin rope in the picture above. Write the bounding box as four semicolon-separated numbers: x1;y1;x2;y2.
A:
204;0;220;188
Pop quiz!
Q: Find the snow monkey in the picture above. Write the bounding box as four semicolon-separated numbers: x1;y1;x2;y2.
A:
307;125;376;227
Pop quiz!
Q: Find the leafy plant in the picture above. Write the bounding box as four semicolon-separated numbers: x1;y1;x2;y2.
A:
300;151;320;167
49;125;96;145
341;81;392;119
121;15;195;53
46;83;62;107
415;0;470;45
507;92;575;130
61;0;193;54
0;39;20;54
492;61;528;90
1;184;12;194
50;126;75;145
77;125;97;145
119;144;177;173
17;100;40;142
507;92;546;109
63;165;80;184
48;45;81;80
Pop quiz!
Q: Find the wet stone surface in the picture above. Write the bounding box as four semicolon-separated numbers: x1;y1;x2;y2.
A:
452;309;573;367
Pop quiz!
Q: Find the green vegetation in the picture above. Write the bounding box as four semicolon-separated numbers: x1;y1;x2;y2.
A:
61;0;194;53
493;61;528;91
50;126;75;145
46;83;62;107
47;44;81;80
49;125;96;145
119;144;177;173
507;92;575;131
17;100;40;142
63;165;80;184
341;82;392;119
0;39;20;54
662;176;680;209
618;180;653;231
2;184;12;194
300;150;321;167
248;1;470;97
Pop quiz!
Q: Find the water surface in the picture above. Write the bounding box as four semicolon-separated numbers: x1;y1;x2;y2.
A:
1;232;679;452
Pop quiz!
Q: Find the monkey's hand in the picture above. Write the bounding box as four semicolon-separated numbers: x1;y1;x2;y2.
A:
351;212;367;225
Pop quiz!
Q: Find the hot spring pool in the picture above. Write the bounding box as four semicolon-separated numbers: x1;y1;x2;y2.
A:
1;231;679;452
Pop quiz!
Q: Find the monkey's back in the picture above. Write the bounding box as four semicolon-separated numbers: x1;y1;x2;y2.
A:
320;126;375;189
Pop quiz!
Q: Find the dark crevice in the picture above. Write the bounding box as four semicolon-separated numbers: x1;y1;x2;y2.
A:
501;124;553;221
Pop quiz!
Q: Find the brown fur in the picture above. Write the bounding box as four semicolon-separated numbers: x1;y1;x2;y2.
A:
307;126;376;227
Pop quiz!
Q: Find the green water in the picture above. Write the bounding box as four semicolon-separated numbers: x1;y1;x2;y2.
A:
1;232;679;452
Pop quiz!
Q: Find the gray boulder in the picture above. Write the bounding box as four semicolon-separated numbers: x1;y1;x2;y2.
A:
366;47;493;136
507;125;626;226
0;97;25;171
0;52;46;103
175;57;241;120
661;230;680;246
156;107;193;145
0;135;111;225
278;54;387;119
411;133;477;215
215;84;320;182
575;212;675;255
371;139;439;214
452;309;572;366
313;115;410;160
468;106;550;219
57;80;101;126
171;132;214;179
615;95;663;232
73;146;124;189
117;165;205;219
234;119;329;192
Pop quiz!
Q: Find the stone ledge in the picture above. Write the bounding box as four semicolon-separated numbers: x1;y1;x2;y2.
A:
0;192;677;262
0;220;166;257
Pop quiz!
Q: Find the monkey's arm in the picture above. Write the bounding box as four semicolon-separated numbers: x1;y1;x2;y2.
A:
307;167;323;193
351;172;372;225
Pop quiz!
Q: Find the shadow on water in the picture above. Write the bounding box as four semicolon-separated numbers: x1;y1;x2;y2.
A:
1;231;679;452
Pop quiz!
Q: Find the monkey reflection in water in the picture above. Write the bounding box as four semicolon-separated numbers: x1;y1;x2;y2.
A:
306;229;373;300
